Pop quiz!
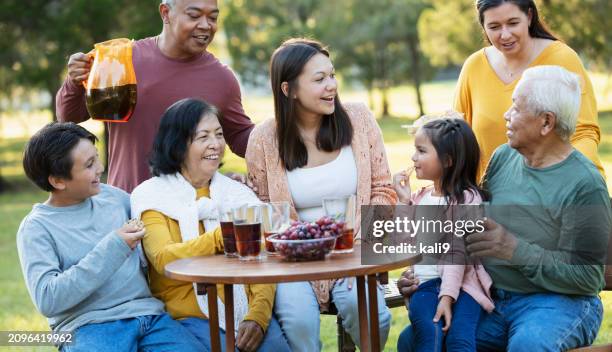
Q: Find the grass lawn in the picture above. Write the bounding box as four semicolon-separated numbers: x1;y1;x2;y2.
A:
1;78;611;351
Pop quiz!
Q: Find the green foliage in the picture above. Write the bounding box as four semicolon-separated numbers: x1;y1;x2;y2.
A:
418;0;482;67
222;0;325;85
222;0;434;115
539;0;612;71
324;0;433;86
323;0;434;115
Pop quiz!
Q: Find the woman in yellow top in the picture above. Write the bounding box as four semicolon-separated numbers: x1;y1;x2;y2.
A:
455;0;604;177
130;98;290;352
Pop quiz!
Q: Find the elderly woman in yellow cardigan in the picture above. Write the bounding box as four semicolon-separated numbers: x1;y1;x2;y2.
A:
246;38;397;352
131;98;290;352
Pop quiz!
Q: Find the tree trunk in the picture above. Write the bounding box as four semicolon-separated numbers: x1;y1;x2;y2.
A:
46;76;61;122
367;81;375;111
379;49;390;118
0;172;6;193
407;34;425;117
0;105;6;193
381;85;390;117
48;87;57;122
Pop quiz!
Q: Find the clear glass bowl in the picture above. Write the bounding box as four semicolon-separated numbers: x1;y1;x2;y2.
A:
266;234;337;261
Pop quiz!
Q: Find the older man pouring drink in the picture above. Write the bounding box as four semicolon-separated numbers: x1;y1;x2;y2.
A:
398;65;611;352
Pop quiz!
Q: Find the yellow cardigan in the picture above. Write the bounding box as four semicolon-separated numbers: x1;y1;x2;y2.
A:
141;187;275;331
454;41;604;179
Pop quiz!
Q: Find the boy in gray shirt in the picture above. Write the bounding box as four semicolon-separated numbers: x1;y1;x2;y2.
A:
17;122;204;351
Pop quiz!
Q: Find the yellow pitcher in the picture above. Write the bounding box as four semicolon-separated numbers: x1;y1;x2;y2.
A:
85;38;137;122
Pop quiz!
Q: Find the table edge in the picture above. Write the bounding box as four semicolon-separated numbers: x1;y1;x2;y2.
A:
164;255;422;284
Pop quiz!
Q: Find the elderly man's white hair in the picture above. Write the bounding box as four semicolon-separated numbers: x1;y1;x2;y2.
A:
515;65;581;141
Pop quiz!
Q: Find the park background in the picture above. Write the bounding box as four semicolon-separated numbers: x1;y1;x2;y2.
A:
0;0;610;350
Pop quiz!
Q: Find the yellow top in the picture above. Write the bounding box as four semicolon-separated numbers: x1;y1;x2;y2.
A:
454;41;604;179
141;187;275;331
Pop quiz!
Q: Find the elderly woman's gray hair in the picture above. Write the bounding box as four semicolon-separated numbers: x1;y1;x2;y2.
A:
515;65;581;140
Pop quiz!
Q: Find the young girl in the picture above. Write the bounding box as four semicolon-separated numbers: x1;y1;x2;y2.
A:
394;114;494;352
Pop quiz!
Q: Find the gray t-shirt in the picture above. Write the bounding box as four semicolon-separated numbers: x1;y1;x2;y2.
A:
16;184;164;332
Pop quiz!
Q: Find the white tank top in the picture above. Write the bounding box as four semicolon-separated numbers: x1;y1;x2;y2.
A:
286;145;358;222
414;190;446;283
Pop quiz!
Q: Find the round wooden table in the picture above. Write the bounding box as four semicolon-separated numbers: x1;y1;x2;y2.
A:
165;245;420;352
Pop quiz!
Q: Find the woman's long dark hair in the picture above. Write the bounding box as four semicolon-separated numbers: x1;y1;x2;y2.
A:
476;0;557;42
421;118;489;204
270;38;353;171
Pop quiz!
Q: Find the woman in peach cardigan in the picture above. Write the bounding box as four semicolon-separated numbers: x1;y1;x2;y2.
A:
246;38;397;351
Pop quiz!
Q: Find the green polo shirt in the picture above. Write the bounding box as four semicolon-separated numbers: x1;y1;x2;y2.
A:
482;144;611;296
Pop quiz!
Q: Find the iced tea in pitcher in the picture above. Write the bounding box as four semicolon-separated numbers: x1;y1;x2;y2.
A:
85;38;137;122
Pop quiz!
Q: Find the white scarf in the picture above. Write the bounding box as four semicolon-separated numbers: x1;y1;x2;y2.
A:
131;171;261;334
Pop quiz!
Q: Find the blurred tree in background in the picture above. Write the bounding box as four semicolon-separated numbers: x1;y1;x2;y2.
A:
540;0;611;73
223;0;433;117
418;0;482;67
321;0;433;117
222;0;324;86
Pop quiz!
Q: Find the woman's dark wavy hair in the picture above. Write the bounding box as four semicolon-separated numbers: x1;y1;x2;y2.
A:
476;0;557;42
270;38;353;171
149;98;221;176
420;118;489;204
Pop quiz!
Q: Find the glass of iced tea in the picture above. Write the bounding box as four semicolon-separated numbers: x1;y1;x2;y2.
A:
262;201;291;256
218;208;237;257
322;195;356;253
232;205;263;261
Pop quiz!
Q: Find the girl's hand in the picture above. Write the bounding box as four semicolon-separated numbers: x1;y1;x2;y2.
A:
393;167;414;204
433;295;453;332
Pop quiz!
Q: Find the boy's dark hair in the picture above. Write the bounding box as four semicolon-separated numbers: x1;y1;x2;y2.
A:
270;38;353;171
149;98;221;176
421;118;489;204
23;122;98;192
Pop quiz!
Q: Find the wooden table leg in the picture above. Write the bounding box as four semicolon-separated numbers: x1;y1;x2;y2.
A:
377;271;389;285
205;284;221;352
367;274;381;352
356;276;370;352
224;284;235;351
